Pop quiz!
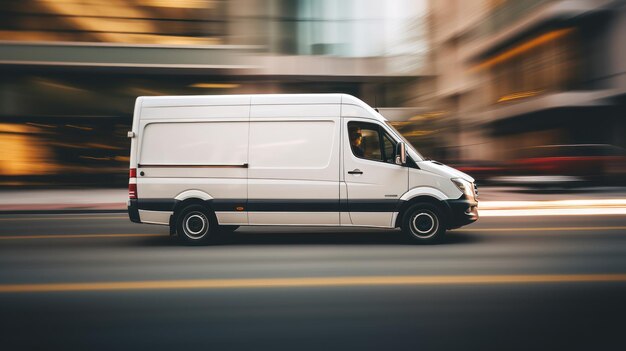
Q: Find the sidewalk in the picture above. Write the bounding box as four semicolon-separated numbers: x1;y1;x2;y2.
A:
1;187;626;214
0;189;126;213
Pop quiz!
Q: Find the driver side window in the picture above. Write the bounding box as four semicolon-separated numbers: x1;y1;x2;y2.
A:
383;133;396;164
348;121;397;164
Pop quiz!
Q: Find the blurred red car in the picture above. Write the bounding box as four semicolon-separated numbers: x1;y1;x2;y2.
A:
510;144;626;185
448;160;504;185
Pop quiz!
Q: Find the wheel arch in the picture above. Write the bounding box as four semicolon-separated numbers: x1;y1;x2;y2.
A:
170;196;216;234
394;195;451;228
174;190;213;202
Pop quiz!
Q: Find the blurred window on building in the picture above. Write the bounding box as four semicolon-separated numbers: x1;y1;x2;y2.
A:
259;0;427;58
467;0;557;41
474;28;580;104
0;0;227;45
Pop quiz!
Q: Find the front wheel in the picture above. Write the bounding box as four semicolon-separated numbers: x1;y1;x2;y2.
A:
401;203;446;244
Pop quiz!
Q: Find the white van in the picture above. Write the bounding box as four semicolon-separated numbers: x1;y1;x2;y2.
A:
127;94;478;244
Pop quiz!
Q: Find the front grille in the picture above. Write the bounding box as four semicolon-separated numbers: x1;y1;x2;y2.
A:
473;183;479;200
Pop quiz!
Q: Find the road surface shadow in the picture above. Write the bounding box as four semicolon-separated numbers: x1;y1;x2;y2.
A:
138;229;482;247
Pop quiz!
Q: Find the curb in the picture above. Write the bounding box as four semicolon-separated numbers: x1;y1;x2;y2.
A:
0;202;126;215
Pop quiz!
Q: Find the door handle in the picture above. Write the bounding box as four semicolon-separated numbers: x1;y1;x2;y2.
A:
348;169;363;175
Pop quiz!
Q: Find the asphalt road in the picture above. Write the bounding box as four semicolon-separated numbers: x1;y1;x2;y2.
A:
1;213;626;350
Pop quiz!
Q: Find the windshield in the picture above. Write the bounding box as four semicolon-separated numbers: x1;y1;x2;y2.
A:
384;121;424;161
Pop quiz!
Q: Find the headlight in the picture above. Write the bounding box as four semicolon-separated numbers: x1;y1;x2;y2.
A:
451;178;474;198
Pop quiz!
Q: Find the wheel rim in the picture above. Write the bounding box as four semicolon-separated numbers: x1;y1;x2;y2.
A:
410;211;438;239
183;211;209;239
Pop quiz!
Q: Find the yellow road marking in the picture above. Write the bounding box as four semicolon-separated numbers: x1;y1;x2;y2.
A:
1;274;626;293
456;226;626;232
0;233;163;240
0;216;126;221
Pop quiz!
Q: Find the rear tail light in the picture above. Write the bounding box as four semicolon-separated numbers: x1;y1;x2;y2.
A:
128;183;137;199
129;168;137;199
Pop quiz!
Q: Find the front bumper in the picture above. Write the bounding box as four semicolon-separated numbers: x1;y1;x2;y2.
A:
444;196;478;229
128;199;141;223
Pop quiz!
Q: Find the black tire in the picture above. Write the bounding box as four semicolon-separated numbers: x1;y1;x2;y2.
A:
401;203;446;244
219;225;240;233
176;204;217;245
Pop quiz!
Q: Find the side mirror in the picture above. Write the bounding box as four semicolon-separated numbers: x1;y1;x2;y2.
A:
395;142;406;165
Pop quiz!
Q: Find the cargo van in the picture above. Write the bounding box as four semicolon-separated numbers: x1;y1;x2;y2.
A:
127;94;478;244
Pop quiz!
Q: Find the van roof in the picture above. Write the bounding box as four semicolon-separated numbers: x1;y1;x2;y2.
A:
140;93;361;107
138;93;387;122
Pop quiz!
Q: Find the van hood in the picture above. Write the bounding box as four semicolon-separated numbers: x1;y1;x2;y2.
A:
416;160;475;183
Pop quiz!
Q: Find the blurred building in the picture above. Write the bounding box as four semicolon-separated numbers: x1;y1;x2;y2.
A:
0;0;431;187
429;0;626;162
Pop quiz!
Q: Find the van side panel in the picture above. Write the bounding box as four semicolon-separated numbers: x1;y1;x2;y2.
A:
251;94;342;105
141;105;249;120
135;103;250;225
139;121;248;166
247;104;341;225
141;95;250;108
251;104;339;118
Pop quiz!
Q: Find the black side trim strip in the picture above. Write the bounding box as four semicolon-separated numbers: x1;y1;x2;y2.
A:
136;198;404;212
248;199;340;212
136;199;177;211
347;199;400;212
212;199;247;211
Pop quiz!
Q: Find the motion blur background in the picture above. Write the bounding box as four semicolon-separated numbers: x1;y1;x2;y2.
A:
0;0;625;188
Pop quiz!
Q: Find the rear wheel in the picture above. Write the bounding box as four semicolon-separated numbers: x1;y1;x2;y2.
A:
176;204;216;245
401;203;446;244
